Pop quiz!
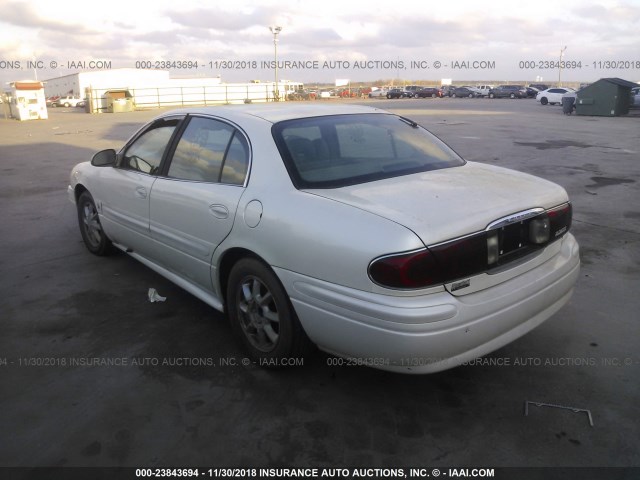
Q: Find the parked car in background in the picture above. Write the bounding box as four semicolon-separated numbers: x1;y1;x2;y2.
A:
525;87;540;98
336;88;358;98
441;85;456;97
632;87;640;106
470;85;495;97
287;89;317;101
46;96;60;107
529;84;550;92
488;85;528;99
369;88;390;98
536;87;575;105
414;87;443;98
68;104;579;373
403;85;423;97
55;95;84;107
386;88;412;99
451;87;478;98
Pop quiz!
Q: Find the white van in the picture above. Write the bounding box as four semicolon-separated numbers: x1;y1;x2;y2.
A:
472;85;495;97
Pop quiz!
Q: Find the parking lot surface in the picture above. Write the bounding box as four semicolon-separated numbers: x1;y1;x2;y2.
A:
1;99;638;468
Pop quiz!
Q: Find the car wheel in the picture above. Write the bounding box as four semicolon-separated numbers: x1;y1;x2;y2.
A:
431;93;436;98
387;94;391;99
540;97;548;105
509;93;516;99
468;93;474;98
64;102;70;107
489;93;494;98
77;191;112;256
452;93;457;98
227;258;310;363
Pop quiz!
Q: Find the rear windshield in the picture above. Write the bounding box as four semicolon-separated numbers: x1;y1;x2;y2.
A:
272;113;465;189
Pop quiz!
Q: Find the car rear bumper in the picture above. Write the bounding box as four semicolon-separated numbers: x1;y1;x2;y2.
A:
276;233;580;373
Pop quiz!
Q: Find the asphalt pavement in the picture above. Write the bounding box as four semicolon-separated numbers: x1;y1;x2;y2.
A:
0;98;638;470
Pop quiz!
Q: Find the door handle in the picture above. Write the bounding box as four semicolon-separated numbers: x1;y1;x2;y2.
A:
209;204;229;219
135;186;147;199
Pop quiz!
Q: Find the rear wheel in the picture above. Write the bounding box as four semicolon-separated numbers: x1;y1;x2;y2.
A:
510;93;516;99
77;191;112;255
540;97;548;105
489;93;495;98
227;258;310;364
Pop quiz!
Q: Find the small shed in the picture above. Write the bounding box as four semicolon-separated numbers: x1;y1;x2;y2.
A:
575;77;638;116
8;81;48;121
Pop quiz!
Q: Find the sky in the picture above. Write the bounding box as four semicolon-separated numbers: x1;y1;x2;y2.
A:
1;0;640;87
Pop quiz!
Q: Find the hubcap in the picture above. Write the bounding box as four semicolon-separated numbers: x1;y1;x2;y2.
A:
237;276;280;352
82;201;103;247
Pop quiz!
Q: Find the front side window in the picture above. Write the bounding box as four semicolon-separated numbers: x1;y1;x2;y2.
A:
167;116;249;185
122;120;179;174
273;113;465;189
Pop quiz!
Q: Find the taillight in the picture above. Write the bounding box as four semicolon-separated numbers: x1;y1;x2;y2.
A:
368;249;442;289
548;203;572;239
369;203;572;290
369;234;488;289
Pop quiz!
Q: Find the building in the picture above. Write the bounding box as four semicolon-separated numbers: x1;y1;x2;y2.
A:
43;69;303;113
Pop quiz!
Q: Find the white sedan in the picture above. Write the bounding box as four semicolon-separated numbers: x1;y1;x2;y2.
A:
368;88;390;98
69;104;579;373
536;87;575;105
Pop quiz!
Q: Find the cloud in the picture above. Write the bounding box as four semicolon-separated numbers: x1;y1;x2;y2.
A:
0;1;93;34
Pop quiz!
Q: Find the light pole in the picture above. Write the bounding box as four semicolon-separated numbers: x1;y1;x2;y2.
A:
269;26;282;101
558;46;567;86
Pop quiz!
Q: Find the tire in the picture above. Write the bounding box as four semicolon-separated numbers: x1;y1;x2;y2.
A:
468;93;474;98
452;93;457;98
227;258;311;364
77;191;112;256
387;94;391;99
64;102;70;107
431;93;436;98
540;97;548;105
509;93;516;99
489;93;495;98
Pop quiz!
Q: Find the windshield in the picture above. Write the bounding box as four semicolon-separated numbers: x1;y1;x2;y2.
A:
272;113;465;189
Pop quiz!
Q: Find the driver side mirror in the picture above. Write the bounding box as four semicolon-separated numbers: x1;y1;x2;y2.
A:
91;149;116;167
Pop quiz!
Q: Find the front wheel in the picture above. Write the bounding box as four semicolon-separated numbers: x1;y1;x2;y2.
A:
540;97;548;105
510;93;516;99
77;191;112;255
227;258;310;364
489;93;495;98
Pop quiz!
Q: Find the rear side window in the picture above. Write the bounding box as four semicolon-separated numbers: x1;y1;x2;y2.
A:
167;116;249;185
273;113;464;189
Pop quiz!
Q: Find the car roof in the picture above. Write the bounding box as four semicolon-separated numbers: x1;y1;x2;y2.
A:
155;104;386;124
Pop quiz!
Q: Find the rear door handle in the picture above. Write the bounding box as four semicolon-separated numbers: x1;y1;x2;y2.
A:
135;186;147;199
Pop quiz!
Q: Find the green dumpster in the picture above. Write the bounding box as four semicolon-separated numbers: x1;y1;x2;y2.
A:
576;78;638;116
